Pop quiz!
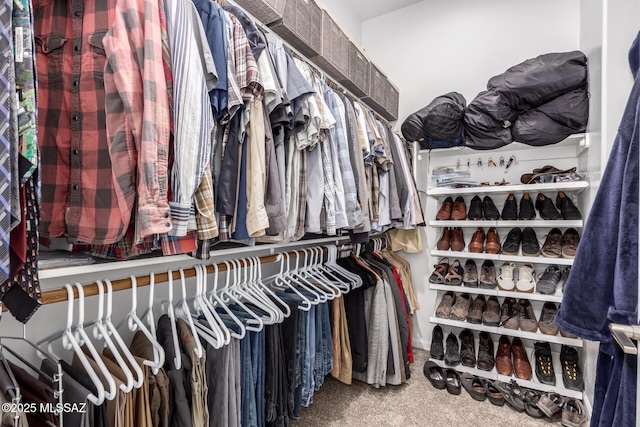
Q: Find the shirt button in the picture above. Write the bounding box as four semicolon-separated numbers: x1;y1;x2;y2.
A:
74;10;81;17
72;115;79;121
74;45;80;52
165;223;171;227
72;80;78;87
163;213;169;218
72;185;79;190
72;149;79;155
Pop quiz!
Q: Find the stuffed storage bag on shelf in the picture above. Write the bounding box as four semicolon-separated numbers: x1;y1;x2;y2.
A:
401;92;466;149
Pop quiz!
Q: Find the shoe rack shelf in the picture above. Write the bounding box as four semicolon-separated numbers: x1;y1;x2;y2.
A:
428;317;583;347
428;220;583;228
430;249;575;266
429;283;564;303
428;358;584;400
426;181;589;197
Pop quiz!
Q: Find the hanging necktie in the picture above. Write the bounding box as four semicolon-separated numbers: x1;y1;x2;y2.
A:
0;0;14;285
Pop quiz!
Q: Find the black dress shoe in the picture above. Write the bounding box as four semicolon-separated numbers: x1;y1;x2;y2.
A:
502;227;522;255
521;227;541;257
519;192;536;220
423;361;446;390
430;325;444;360
556;191;582;220
483;195;500;220
445;369;462;395
561;345;584;391
501;193;518;220
444;332;460;366
468;195;483;220
477;331;495;371
459;329;476;367
535;193;562;220
534;342;555;385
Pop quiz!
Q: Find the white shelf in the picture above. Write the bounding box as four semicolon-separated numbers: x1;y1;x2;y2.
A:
429;317;582;347
430;249;574;266
420;133;587;157
428;284;564;303
428;220;583;228
425;180;589;197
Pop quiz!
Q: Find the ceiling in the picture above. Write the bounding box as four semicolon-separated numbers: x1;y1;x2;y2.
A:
347;0;423;21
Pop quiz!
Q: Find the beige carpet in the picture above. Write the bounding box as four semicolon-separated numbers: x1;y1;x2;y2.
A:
292;348;563;427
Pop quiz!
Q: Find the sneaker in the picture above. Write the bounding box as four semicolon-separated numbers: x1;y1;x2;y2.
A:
459;329;476;367
436;196;454;220
463;259;478;287
435;291;455;319
537;392;566;417
541;228;563;258
561;345;584;391
535;193;562;220
501;193;518;220
423;361;446;390
537;265;562;294
430;325;444;360
497;262;516;291
467;295;486;324
516;263;536;293
479;260;497;289
450;292;472;321
482;296;501;327
444;332;460;366
559;266;571;290
518;299;538;332
460;373;486;401
451;196;467;220
556;191;582;220
539;302;559;335
521;227;541;256
534;342;556;385
519;192;536;220
562;399;588;427
561;228;580;259
502;228;522;255
477;332;495;371
500;297;519;330
483;195;500;220
467;195;483;220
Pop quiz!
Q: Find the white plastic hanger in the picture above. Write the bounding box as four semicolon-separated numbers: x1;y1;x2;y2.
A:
189;264;226;349
140;273;162;375
324;245;362;290
216;260;264;332
316;246;352;292
230;259;279;325
288;251;325;304
160;270;182;370
250;256;291;318
71;283;117;401
86;281;136;392
242;257;285;323
205;263;246;339
174;269;204;359
112;277;165;374
272;252;312;311
302;248;341;298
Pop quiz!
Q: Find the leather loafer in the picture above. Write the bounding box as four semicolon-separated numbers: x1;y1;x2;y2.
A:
436;196;453;220
535;193;561;220
495;335;513;376
483;195;500;220
451;196;467;220
485;227;501;254
468;227;485;253
501;193;518;220
437;227;451;251
450;227;466;252
519;192;536;220
512;337;532;380
556;191;582;220
468;195;483;220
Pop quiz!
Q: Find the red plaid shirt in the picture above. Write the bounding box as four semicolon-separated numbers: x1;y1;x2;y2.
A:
34;0;131;244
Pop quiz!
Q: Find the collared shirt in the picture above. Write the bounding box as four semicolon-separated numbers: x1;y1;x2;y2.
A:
191;0;228;120
35;0;140;244
164;0;215;237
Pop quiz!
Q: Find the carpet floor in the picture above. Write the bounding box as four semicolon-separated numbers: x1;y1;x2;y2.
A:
292;348;564;427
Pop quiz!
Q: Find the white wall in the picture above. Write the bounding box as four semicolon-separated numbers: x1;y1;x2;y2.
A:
360;0;581;350
316;0;362;44
361;0;581;129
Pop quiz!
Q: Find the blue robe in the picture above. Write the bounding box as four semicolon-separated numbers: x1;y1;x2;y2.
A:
555;31;640;427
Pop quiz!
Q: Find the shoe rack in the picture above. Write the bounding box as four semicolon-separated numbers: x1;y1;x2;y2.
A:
421;135;588;401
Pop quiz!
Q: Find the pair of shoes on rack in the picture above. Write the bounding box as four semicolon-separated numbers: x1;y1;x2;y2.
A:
461;259;497;288
500;298;538;333
460;374;505;406
502;227;541;256
502;192;536;220
469;227;501;253
537;392;588;426
495;335;532;379
493;380;546;418
541;228;580;258
429;258;464;285
436;196;467;220
536;265;571;294
532;342;584;389
536;192;582;220
431;327;494;371
468;195;501;220
423;361;462;395
497;262;536;292
437;227;465;251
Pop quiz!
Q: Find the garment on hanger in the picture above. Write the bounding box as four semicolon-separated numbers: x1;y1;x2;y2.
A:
42;358;93;427
0;363;29;427
176;319;209;427
8;360;58;427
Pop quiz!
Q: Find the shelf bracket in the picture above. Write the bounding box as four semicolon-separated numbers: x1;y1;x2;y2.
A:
609;323;640;355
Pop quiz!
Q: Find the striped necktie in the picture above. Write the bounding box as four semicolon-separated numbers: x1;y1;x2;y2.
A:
0;0;14;284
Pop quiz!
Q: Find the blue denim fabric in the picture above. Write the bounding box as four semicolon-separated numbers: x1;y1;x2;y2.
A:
321;302;334;377
240;335;257;427
301;305;316;407
250;330;266;427
313;303;324;390
292;309;308;421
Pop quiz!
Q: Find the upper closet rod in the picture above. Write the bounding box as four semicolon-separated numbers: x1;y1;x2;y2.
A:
224;0;391;126
29;245;351;308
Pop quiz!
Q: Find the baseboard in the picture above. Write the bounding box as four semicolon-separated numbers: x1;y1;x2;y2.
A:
412;338;430;351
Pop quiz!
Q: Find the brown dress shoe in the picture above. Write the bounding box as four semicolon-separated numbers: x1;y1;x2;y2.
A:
450;227;465;251
436;197;454;220
495;335;513;376
541;228;562;258
451;196;467;220
468;227;485;253
512;337;532;380
437;228;451;250
485;227;501;254
561;228;580;259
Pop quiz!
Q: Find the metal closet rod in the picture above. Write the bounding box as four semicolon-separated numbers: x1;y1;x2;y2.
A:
31;245;352;308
